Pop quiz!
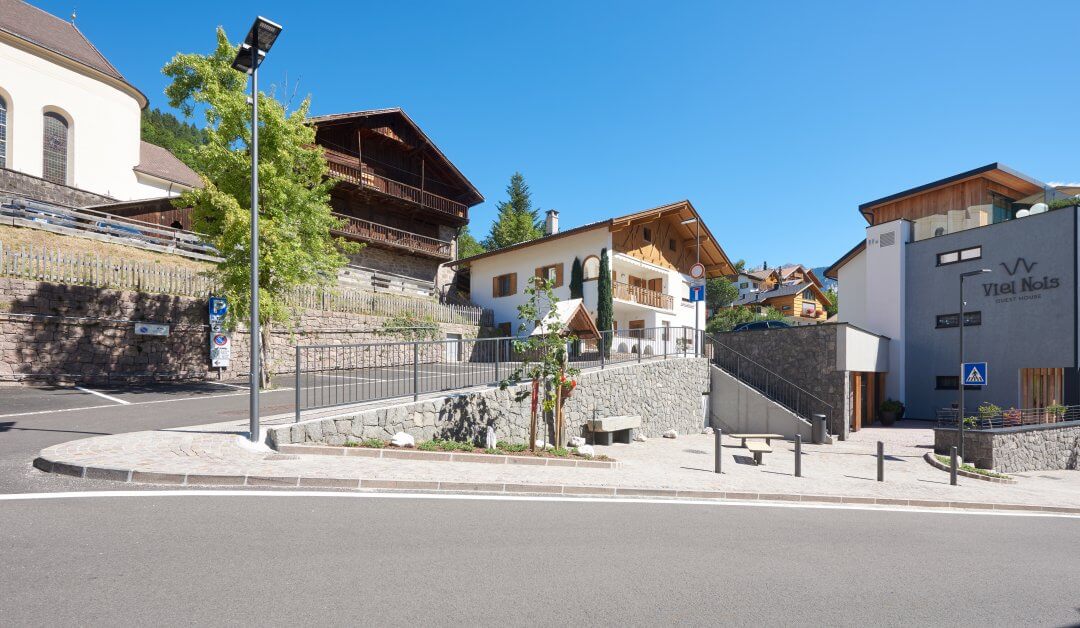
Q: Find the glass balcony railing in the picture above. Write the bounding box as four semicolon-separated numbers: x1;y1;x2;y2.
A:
911;189;1078;242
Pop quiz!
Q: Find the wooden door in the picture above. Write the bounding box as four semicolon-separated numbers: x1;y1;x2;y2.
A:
647;278;663;293
1020;368;1064;409
851;373;863;431
629;319;645;339
629;275;646;289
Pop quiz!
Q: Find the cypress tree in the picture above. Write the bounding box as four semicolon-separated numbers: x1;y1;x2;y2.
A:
596;248;613;353
569;257;584;300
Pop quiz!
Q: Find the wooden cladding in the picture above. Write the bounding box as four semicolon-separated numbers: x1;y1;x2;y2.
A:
612;216;685;272
1021;368;1064;410
535;263;564;288
864;172;1042;225
492;272;517;298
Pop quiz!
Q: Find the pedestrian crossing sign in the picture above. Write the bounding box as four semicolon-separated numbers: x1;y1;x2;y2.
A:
962;362;988;387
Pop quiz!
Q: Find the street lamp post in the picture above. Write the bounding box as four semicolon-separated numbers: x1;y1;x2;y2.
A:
958;268;991;460
231;17;283;443
682;216;701;355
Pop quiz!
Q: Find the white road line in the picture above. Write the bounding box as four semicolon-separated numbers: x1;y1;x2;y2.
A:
208;381;248;390
74;386;131;405
0;490;1073;518
0;386;295;420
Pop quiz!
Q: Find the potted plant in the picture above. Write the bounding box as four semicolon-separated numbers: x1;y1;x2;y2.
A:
1046;403;1066;423
879;399;903;426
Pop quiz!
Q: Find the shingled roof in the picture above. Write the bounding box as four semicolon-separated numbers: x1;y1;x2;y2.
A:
0;0;145;105
134;142;203;189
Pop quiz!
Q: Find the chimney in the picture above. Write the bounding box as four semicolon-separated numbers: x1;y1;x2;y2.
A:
544;209;559;235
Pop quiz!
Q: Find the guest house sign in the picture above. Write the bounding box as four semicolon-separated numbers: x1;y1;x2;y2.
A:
982;257;1061;304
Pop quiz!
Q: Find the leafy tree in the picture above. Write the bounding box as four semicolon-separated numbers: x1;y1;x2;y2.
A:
706;306;784;334
140;107;208;169
483;172;543;250
596;248;613;352
569;257;584;299
163;28;358;386
824;287;838;317
456;226;486;259
732;258;747;274
706;276;738;313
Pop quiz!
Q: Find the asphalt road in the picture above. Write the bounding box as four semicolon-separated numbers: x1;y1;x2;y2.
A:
0;493;1076;626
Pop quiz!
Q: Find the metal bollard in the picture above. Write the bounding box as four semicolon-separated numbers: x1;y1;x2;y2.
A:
794;434;802;477
950;446;958;486
412;343;419;402
714;428;722;474
877;441;884;481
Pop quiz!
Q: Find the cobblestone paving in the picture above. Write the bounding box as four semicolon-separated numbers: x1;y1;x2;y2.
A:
33;419;1080;512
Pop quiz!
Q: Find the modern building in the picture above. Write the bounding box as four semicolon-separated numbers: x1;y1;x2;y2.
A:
731;264;831;323
453;200;735;337
826;163;1079;421
0;0;199;203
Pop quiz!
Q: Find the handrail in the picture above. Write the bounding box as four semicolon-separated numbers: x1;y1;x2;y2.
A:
613;280;674;310
330;213;452;258
707;335;834;409
324;153;468;219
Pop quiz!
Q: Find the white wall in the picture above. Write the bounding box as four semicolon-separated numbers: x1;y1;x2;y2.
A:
836;248;868;329
0;38;153;200
863;219;910;401
836;324;890;372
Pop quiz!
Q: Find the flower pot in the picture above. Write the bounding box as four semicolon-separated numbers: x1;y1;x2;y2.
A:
880;410;897;426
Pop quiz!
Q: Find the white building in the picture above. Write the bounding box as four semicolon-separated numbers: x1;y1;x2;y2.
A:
0;0;200;201
453;201;736;340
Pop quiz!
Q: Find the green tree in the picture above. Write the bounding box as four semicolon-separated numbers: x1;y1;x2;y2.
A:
596;249;613;352
483;172;543;250
164;28;358;387
456;226;486;259
706;276;738;313
569;257;584;300
141;107;209;169
706;306;784;334
824;287;838;318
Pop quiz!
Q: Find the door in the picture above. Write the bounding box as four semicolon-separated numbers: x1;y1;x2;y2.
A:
445;333;462;362
851;373;863;431
1020;368;1064;410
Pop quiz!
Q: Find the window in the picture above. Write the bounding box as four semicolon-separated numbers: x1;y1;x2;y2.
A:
535;263;563;287
782;305;792;311
739;282;749;289
661;321;670;341
937;246;981;266
492;272;516;297
668;237;676;252
935;311;981;329
642;227;652;243
936;376;979;391
582;255;600;280
42;111;69;184
0;95;7;168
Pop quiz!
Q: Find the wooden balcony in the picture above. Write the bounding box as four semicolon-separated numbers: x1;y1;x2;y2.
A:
324;151;468;220
331;213;453;260
613;281;674;310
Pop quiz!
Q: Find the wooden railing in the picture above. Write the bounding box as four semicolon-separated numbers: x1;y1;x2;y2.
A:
613;281;674;310
324;156;468;219
331;213;452;259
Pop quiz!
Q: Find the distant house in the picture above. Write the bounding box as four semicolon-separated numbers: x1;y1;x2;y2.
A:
730;263;831;323
0;0;200;204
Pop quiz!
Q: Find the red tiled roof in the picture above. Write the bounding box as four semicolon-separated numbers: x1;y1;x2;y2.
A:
134;142;203;189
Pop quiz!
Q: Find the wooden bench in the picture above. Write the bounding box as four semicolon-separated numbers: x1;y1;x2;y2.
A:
745;440;772;465
729;433;785;447
586;415;642;446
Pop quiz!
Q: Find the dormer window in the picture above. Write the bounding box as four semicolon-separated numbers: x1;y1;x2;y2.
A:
642;227;652;243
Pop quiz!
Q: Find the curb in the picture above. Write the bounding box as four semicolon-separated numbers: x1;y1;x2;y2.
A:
923;452;1017;484
275;444;620;469
31;456;1080;515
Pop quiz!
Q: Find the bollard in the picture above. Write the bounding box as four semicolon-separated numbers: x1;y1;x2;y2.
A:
714;428;722;474
794;434;802;477
412;343;419;402
877;441;884;482
950;446;958;486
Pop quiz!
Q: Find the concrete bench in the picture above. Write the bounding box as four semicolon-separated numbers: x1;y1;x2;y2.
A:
745;440;772;465
586;415;642;446
729;433;785;447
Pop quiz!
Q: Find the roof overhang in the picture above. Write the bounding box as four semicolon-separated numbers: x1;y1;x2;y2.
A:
610;200;735;278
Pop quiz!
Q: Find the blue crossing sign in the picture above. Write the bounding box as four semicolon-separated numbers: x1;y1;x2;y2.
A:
962;362;988;387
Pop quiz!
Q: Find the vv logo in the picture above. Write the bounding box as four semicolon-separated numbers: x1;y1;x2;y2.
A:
1001;258;1036;276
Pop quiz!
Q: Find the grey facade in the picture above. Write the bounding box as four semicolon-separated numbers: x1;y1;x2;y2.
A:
904;207;1079;419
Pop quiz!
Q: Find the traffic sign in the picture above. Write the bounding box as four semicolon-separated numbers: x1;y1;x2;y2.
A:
689;263;706;279
962;362;988;387
689;284;705;302
135;323;169;337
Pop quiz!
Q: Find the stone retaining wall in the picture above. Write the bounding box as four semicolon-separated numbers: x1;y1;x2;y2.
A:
0;168;115;206
0;277;478;383
934;421;1080;472
268;357;710;447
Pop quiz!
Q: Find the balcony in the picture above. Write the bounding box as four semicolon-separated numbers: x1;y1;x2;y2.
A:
331;213;453;260
613;281;674;310
324;150;468;220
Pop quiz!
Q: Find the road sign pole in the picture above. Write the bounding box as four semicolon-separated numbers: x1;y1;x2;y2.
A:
958;274;966;461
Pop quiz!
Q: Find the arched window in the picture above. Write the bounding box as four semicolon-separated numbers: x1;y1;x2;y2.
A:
42;111;69;184
0;95;7;169
582;255;600;280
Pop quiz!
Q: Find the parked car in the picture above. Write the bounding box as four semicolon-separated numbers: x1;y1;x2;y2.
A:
731;320;791;332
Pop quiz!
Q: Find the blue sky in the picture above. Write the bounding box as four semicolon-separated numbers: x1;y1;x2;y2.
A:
37;0;1080;268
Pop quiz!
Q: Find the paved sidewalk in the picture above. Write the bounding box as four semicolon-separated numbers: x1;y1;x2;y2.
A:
33;419;1080;513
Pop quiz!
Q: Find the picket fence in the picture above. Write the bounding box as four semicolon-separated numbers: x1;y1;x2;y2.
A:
0;242;491;326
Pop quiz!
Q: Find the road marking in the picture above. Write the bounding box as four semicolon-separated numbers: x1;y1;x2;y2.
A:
74;387;131;405
0;386;295;420
208;381;248;390
0;490;1074;518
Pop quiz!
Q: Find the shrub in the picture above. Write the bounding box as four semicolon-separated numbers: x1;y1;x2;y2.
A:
417;441;439;451
551;447;570;457
361;438;386;448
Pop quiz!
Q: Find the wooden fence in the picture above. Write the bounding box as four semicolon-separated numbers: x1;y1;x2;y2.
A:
0;242;491;326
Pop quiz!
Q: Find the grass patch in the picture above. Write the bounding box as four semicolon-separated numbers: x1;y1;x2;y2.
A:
0;224;213;272
551;447;570;457
934;454;1011;479
360;438;387;449
497;441;528;453
416;441;439;452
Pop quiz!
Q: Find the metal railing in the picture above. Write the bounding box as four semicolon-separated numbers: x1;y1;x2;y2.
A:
324;156;468;218
704;334;834;431
613;281;674;310
936;405;1080;430
331;213;452;259
294;326;701;420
